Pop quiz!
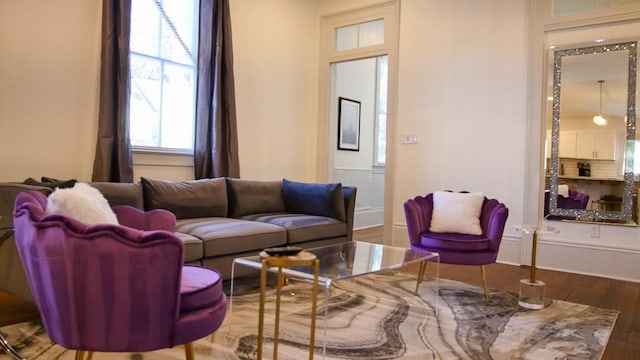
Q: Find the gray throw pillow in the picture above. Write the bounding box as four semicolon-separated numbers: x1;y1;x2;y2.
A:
90;182;144;209
23;177;77;189
226;178;285;217
141;177;227;219
282;178;346;222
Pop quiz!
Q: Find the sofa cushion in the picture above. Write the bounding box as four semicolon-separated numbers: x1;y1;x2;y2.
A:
176;217;286;257
180;265;224;314
242;213;347;244
282;179;346;222
226;178;285;217
141;177;227;219
90;182;144;209
175;232;204;262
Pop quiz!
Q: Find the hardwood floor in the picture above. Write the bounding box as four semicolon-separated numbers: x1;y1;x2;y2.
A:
353;226;640;360
1;227;637;359
0;290;38;328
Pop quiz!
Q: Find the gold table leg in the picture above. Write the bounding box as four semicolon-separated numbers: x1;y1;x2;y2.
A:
256;254;319;360
309;259;319;360
414;260;427;295
257;261;267;359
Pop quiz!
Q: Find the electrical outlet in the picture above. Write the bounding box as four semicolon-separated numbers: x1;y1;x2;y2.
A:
401;134;418;144
590;225;600;238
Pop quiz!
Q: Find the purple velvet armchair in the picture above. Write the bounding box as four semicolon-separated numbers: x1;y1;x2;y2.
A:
404;192;509;303
544;189;590;220
12;191;227;359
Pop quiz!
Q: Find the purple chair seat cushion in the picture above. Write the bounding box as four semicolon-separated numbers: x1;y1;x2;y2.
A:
420;232;490;251
180;265;224;313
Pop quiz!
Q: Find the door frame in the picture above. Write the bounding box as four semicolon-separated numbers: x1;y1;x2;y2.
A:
317;1;399;241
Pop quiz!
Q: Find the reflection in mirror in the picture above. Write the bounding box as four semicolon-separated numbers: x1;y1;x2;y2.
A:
546;41;639;225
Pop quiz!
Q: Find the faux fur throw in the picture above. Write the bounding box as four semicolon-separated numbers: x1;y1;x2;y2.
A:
47;182;118;225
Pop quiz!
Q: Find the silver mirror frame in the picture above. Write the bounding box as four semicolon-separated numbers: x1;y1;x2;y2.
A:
549;41;637;223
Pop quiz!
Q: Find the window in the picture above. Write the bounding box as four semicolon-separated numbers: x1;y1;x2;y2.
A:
129;0;199;151
335;19;384;52
552;0;640;16
374;56;388;166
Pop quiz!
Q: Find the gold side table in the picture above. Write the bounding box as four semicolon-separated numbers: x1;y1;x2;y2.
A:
257;251;319;360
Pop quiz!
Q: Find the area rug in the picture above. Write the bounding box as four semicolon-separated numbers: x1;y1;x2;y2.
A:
0;271;618;360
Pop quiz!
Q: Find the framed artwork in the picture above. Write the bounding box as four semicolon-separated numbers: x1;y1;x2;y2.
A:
337;97;361;151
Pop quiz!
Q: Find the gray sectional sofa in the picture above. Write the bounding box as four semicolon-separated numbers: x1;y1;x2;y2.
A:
0;177;357;300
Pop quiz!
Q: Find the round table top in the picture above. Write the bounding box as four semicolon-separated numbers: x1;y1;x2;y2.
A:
259;251;317;267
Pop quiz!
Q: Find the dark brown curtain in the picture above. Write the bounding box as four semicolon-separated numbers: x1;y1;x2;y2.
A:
194;0;240;179
92;0;133;182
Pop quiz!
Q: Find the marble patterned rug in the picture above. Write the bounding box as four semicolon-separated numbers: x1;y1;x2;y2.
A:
0;271;618;360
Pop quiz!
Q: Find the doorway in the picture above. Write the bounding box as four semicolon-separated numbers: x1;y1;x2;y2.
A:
317;2;398;238
329;56;387;228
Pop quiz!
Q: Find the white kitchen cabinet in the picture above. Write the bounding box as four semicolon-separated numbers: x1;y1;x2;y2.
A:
559;130;577;158
575;129;616;160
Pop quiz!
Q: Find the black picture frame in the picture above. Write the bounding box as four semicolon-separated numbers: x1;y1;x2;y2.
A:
337;97;361;151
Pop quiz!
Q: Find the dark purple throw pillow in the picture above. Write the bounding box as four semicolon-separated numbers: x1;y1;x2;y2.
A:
282;179;346;222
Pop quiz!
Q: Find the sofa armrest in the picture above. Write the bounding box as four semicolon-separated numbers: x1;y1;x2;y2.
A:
343;186;357;241
0;183;52;227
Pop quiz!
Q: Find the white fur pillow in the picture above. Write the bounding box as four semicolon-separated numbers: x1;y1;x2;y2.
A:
429;191;484;235
47;182;118;225
558;184;569;198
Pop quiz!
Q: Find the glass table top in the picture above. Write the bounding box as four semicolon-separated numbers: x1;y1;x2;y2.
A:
232;240;438;287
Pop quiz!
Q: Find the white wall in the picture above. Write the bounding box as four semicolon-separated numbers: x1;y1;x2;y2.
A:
0;0;320;184
391;0;529;260
230;0;319;181
0;0;102;182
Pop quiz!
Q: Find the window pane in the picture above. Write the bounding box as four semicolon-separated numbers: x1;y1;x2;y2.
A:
376;114;386;164
336;24;358;51
160;0;198;65
129;0;199;150
130;55;161;147
359;19;384;48
375;56;388;165
634;140;639;175
553;0;640;16
130;0;160;56
160;63;196;149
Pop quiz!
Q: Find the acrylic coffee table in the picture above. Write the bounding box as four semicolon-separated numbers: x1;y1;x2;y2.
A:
230;240;439;359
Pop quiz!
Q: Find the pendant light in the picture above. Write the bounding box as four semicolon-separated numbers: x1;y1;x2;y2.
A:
593;80;607;126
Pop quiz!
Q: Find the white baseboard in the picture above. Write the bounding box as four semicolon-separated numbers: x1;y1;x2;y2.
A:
354;207;384;229
392;223;640;283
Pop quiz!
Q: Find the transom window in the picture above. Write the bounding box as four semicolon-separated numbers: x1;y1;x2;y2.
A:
129;0;199;151
335;19;384;52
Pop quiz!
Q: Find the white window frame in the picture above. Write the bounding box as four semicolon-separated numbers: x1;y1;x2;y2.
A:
128;0;200;154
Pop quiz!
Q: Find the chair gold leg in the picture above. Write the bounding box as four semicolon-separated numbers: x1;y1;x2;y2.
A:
415;260;427;295
480;265;489;305
184;342;195;360
86;352;93;360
